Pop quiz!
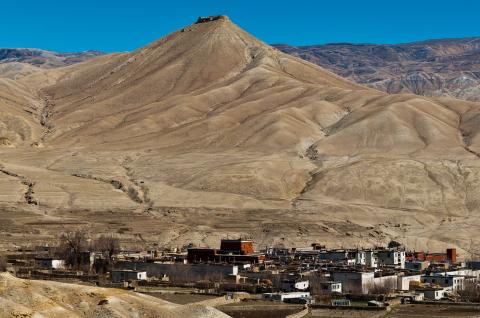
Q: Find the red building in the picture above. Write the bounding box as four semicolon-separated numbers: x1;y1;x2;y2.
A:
187;238;263;264
406;248;457;263
220;239;254;255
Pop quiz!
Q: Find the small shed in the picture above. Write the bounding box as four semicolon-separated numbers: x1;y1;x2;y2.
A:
421;288;446;300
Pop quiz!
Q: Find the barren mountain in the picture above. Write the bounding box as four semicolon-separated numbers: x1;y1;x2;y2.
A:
275;37;480;101
1;16;480;256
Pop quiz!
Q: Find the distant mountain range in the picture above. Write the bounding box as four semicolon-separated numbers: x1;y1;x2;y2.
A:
0;48;104;80
274;37;480;101
0;48;103;68
4;38;480;102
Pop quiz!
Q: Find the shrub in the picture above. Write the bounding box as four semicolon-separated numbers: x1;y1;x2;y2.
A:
388;240;402;249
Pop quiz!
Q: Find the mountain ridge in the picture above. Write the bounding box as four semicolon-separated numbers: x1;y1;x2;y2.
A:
274;36;480;101
0;48;104;68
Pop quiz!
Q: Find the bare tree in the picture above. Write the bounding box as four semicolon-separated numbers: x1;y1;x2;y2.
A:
58;230;89;270
0;253;7;272
368;279;396;295
458;281;480;302
388;240;402;249
169;266;193;284
309;274;328;296
93;234;120;260
308;274;335;303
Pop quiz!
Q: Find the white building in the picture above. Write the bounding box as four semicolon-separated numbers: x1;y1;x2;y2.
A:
355;251;377;268
355;251;366;265
439;269;480;279
397;274;422;291
366;251;378;268
372;274;398;292
263;292;311;302
422;275;465;291
421;288;447;300
34;258;65;270
377;250;405;269
111;270;147;282
319;281;342;293
331;271;375;294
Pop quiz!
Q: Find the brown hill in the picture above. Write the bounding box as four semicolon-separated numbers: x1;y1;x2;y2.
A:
0;272;229;318
275;37;480;101
0;17;479;255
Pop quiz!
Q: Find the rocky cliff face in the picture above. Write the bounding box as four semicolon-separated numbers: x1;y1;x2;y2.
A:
275;37;480;101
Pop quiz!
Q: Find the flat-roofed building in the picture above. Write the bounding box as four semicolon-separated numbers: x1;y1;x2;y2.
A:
319;281;342;293
422;275;465;291
397;274;422;291
419;287;447;300
377;250;405;269
220;239;254;255
331;271;375;294
405;260;430;271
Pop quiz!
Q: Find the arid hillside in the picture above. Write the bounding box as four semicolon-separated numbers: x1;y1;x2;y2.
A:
275;37;480;101
0;272;229;318
0;16;480;256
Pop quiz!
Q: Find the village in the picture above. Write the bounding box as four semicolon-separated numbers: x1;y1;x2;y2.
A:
1;233;480;317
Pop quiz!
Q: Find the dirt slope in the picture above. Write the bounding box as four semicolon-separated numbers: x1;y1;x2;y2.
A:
0;272;230;318
0;17;480;255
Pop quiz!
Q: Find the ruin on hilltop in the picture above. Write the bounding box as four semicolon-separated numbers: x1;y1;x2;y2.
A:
196;15;228;23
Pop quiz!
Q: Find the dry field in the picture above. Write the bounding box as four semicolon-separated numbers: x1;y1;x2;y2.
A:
310;304;480;318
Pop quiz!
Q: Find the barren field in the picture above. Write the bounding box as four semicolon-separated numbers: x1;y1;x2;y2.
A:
219;301;304;318
309;304;480;318
142;292;219;305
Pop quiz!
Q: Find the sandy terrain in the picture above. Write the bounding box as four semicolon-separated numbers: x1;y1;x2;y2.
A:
0;272;230;318
0;16;480;256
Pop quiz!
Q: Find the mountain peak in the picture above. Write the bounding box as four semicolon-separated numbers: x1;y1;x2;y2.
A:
195;15;230;24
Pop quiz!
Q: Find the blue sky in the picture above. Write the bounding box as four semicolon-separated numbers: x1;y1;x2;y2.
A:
2;0;479;52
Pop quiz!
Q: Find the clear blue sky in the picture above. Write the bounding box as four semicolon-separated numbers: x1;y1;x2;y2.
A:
2;0;479;52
